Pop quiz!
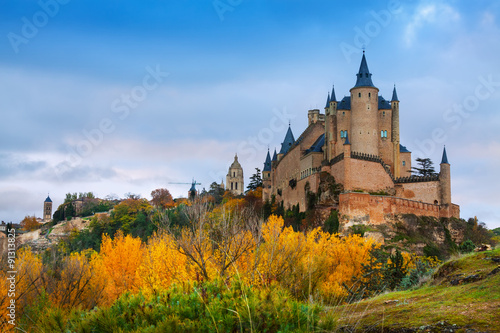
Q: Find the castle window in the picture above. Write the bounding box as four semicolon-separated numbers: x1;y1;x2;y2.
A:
358;92;361;98
233;172;235;177
369;93;371;98
343;111;345;115
231;182;233;190
383;111;385;116
402;161;406;166
235;182;238;190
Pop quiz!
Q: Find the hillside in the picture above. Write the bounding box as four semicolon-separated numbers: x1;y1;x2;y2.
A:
327;247;500;332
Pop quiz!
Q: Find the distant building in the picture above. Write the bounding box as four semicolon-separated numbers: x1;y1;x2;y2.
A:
226;154;244;195
43;195;53;222
262;52;459;225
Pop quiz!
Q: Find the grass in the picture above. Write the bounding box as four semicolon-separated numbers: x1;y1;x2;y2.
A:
324;248;500;332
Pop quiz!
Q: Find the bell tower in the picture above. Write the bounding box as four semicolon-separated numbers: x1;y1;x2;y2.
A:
43;195;52;222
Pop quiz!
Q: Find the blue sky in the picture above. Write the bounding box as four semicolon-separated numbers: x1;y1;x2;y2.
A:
1;0;500;229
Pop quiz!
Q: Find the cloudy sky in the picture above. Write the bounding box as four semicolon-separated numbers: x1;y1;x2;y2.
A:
1;0;499;229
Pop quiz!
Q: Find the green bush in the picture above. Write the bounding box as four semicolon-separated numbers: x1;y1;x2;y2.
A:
459;239;476;253
23;280;326;332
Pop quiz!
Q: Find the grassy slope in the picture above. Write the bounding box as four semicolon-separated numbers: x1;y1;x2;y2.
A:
326;248;500;332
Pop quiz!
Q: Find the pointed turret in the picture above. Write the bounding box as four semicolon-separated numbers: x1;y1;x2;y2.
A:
272;149;277;162
279;125;295;155
330;84;336;102
344;132;350;145
263;149;272;172
441;146;449;164
439;146;451;206
44;195;52;203
354;52;375;88
325;92;331;109
391;84;399;102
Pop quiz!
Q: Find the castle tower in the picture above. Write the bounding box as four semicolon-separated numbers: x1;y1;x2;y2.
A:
43;195;52;222
226;154;244;195
391;85;401;177
349;52;380;156
262;149;272;200
343;133;352;191
324;86;338;161
439;147;451;206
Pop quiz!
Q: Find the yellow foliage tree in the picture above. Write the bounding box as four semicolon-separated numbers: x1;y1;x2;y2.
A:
96;232;144;303
138;232;192;295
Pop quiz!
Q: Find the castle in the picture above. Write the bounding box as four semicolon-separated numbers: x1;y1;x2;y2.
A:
262;53;460;225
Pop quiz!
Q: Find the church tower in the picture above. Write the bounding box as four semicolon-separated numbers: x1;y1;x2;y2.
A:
226;154;244;195
349;52;380;156
43;195;52;222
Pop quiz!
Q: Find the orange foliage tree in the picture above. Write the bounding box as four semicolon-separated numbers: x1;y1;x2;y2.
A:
150;188;174;209
20;215;40;231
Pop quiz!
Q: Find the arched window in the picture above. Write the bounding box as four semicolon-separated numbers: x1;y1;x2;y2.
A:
402;161;406;166
358;92;361;98
381;130;384;138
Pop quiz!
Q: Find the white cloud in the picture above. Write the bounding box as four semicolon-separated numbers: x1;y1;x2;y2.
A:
404;3;461;47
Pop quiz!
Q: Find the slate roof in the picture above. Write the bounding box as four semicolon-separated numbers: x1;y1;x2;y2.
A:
44;196;52;203
325;92;330;109
272;149;277;162
441;146;449;164
279;126;295;155
353;53;375;88
263;150;272;172
378;96;392;109
337;96;351;110
330;84;337;102
391;85;399;102
400;144;411;153
305;134;325;154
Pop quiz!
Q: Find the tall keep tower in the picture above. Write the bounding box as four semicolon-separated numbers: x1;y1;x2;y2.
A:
226;154;244;195
43;195;52;222
349;52;380;156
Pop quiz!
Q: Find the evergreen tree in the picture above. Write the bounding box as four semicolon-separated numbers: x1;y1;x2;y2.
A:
410;157;436;176
247;168;263;191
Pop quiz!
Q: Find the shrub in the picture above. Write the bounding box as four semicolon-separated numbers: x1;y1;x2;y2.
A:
459;239;476;253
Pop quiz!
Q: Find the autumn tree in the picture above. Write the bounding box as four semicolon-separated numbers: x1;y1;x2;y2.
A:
151;188;174;209
20;216;40;231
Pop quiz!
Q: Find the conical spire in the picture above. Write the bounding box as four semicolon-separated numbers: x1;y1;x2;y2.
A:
279;125;295;155
354;52;375;88
263;149;272;172
441;146;449;164
330;84;336;102
272;148;277;161
391;84;399;102
325;92;331;109
44;195;52;203
344;132;350;145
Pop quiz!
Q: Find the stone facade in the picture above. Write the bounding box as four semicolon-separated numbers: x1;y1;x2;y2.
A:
226;154;244;195
262;53;460;225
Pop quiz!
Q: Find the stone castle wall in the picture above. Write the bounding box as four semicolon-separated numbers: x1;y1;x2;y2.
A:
339;192;459;226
